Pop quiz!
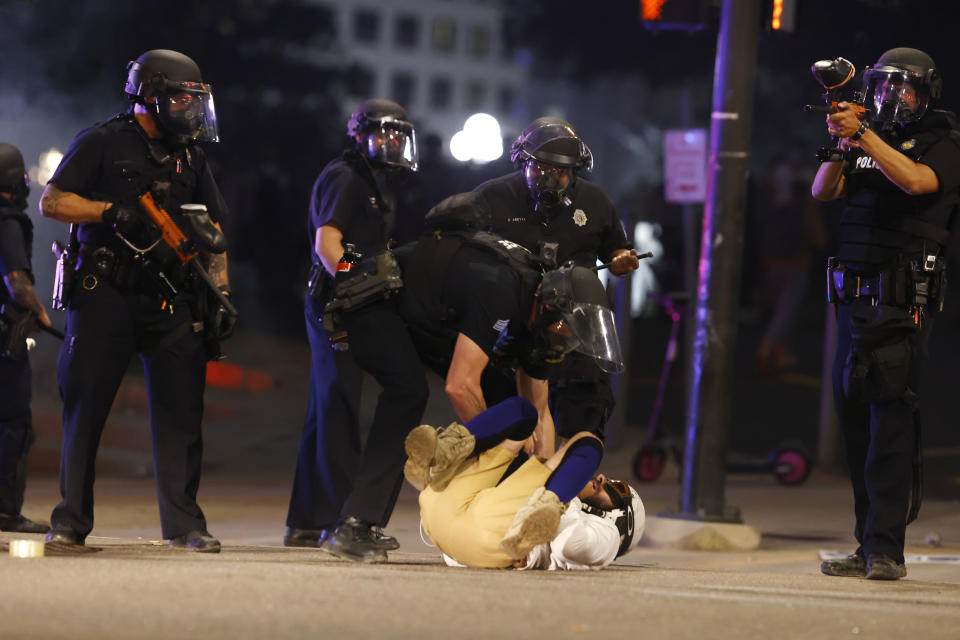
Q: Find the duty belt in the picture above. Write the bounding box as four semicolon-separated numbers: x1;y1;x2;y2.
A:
826;258;905;306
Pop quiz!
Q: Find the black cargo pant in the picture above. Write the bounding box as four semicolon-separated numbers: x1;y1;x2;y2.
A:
339;298;429;526
0;352;34;516
286;293;363;531
832;299;929;564
53;280;209;540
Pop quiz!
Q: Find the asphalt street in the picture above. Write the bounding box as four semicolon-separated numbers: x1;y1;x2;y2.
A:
2;466;959;640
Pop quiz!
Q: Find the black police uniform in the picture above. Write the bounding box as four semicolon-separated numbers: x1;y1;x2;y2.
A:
830;109;960;564
473;171;631;438
400;236;549;384
287;152;382;532
0;195;36;520
48;114;227;541
293;151;428;531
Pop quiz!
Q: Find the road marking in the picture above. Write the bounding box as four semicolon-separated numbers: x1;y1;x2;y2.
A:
626;583;960;613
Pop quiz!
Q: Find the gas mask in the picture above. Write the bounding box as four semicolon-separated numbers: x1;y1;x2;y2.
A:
523;159;574;213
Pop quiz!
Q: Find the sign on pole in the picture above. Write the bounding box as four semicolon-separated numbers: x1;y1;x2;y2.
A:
663;129;707;204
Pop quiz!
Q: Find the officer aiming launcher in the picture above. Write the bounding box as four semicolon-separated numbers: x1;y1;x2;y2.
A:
805;57;868;162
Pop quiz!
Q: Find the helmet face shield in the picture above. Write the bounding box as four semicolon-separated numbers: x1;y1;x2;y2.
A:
566;302;624;373
863;67;929;127
156;82;220;143
522;159;573;208
361;118;418;171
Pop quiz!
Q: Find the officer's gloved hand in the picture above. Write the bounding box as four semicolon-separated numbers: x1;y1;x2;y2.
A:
213;292;237;341
102;203;140;230
103;203;158;249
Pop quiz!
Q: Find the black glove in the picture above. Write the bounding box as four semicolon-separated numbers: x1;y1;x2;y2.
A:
213;297;237;341
103;203;159;249
102;203;139;228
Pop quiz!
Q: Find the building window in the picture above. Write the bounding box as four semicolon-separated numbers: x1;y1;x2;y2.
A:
498;86;516;113
394;14;420;48
466;25;490;57
432;19;457;52
391;73;416;108
465;81;486;110
353;9;380;44
429;77;452;109
347;65;375;97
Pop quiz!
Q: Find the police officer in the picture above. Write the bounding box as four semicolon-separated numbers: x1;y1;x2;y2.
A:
292;99;428;562
39;50;232;552
0;143;52;534
473;117;638;441
812;48;960;580
400;191;625;435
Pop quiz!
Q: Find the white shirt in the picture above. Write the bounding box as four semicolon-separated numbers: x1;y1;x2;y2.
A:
440;498;621;571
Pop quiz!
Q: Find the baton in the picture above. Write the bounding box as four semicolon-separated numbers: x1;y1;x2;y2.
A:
593;251;654;273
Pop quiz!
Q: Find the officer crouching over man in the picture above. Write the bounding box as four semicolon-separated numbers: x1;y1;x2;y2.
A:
318;168;640;563
813;47;960;580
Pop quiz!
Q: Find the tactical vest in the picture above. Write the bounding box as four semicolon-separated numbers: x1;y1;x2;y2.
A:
0;203;33;306
399;229;544;337
838;112;960;268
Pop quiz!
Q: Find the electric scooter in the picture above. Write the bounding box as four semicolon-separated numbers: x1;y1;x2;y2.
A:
631;292;812;485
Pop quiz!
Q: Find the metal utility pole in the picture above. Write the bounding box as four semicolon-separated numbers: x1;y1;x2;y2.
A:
678;0;762;521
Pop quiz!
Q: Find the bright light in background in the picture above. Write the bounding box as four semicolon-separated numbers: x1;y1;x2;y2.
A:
631;221;663;316
448;113;503;164
595;221;662;317
771;0;783;29
29;148;63;185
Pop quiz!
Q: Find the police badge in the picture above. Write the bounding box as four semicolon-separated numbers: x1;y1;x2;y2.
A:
572;209;587;227
900;139;917;151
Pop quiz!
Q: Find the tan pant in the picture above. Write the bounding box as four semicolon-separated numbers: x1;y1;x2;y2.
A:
419;446;551;568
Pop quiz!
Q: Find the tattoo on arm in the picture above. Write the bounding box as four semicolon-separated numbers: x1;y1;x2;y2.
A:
40;189;67;218
4;270;45;317
207;253;229;289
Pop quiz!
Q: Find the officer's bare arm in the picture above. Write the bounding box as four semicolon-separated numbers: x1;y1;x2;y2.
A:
819;102;939;197
812;161;847;201
207;222;230;290
515;370;555;457
316;224;344;276
39;183;111;223
856;129;940;195
445;333;489;422
4;270;51;327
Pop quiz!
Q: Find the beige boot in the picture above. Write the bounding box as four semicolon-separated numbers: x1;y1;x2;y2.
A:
403;422;475;492
499;487;564;559
428;423;476;491
403;425;440;491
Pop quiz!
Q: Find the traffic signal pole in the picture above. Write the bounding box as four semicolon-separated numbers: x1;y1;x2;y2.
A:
678;0;762;521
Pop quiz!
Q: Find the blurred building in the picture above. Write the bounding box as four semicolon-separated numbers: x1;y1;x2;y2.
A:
310;0;529;150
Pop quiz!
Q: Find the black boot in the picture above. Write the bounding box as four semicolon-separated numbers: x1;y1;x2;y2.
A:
168;530;221;553
321;516;388;563
284;527;329;548
371;526;399;551
820;553;866;577
866;554;907;580
45;525;84;547
0;513;50;534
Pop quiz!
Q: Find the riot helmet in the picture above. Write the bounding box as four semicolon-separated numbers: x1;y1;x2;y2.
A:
510;117;593;211
534;264;623;372
347;99;418;171
0;143;29;202
862;47;941;129
125;49;220;145
579;477;644;558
